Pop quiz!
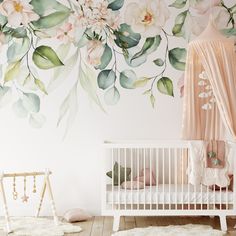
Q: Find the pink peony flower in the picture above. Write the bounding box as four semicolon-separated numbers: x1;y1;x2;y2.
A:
0;0;39;27
56;22;75;44
87;40;105;66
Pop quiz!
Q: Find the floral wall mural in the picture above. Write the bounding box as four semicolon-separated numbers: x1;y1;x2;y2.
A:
0;0;235;130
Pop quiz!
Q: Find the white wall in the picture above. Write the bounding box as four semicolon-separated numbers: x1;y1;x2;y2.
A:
0;81;183;216
0;0;234;216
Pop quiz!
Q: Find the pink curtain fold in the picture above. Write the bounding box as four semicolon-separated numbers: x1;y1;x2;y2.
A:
182;38;236;141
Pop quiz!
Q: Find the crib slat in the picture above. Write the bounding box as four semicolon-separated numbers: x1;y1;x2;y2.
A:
150;148;152;210
175;148;177;210
214;184;216;210
181;148;184;210
137;148;140;210
226;185;228;210
201;184;203;210
187;151;190;210
131;149;133;210
144;148;146;210
207;182;209;210
156;148;159;210
118;148;120;210
220;186;222;210
168;148;171;210
124;148;127;210
162;148;165;210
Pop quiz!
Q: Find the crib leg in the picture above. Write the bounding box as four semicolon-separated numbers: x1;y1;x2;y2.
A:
219;215;227;232
113;215;120;232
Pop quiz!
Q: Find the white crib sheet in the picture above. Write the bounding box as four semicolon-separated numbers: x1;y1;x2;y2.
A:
106;184;234;204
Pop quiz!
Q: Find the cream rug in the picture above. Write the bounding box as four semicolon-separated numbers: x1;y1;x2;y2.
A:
0;217;82;236
112;224;225;236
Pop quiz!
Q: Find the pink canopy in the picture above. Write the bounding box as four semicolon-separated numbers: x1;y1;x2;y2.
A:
182;20;236;141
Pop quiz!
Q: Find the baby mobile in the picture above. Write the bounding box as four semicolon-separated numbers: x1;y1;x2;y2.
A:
12;174;37;203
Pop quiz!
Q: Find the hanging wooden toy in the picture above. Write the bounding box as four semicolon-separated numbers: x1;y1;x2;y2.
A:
12;175;18;200
21;176;29;203
33;175;37;193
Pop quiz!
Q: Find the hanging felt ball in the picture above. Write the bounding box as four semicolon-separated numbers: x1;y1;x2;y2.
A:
33;175;37;193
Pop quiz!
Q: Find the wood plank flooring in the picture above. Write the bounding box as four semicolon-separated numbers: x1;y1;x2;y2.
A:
0;216;236;235
67;216;236;236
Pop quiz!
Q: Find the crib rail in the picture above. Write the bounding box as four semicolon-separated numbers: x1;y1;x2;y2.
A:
102;140;236;216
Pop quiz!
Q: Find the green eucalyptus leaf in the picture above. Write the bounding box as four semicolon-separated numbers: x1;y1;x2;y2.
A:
104;86;120;105
108;0;124;10
29;113;46;128
131;35;161;61
11;27;27;38
96;44;112;70
22;92;40;113
4;61;21;82
169;47;186;71
76;32;90;48
133;77;149;88
32;11;70;29
30;0;69;16
150;94;155;108
7;37;30;62
153;58;164;66
114;23;141;49
48;50;78;92
79;62;105;112
97;69;116;90
0;86;12;107
172;10;188;37
33;45;64;69
157;77;174;97
12;99;28;118
0;15;7;25
143;89;151;95
34;78;48;94
221;28;236;37
120;70;137;89
124;47;147;67
169;0;187;8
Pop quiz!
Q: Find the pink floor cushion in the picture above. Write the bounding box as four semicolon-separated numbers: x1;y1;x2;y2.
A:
121;181;144;189
134;168;156;186
63;208;92;223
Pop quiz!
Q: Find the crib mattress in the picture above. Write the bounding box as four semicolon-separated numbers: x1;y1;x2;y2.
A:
106;184;234;204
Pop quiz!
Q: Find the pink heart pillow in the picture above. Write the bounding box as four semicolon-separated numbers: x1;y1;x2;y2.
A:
134;168;156;186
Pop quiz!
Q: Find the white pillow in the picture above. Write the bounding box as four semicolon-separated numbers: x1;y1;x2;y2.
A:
63;208;92;223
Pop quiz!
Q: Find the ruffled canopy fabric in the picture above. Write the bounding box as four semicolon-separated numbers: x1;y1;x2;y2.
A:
182;21;236;141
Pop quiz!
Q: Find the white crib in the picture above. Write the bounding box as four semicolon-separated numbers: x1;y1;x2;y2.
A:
101;140;236;232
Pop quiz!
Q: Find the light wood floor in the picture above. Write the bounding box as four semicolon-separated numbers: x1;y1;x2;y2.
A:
1;216;236;235
66;216;236;236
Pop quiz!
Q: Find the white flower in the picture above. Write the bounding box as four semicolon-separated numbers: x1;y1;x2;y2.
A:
125;0;170;37
0;0;39;27
87;40;105;66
